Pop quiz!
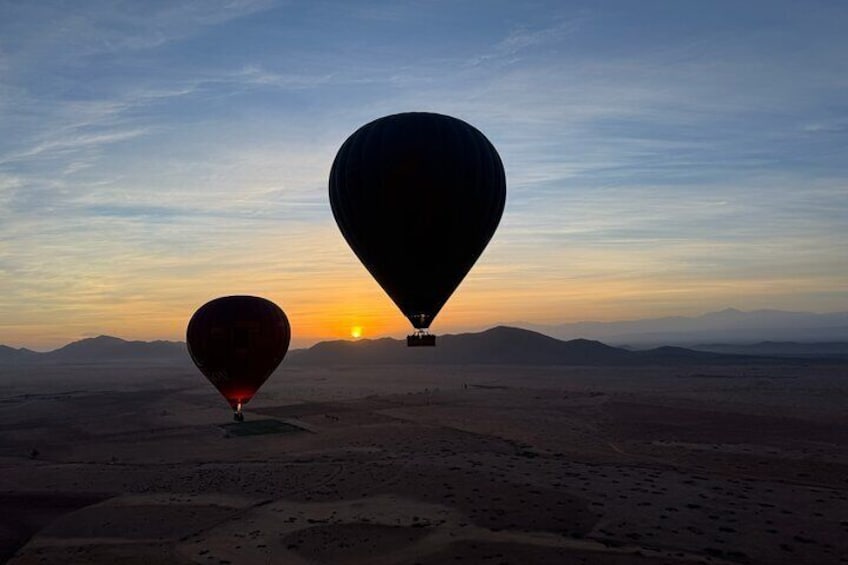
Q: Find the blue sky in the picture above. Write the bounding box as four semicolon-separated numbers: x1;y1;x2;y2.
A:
1;0;847;349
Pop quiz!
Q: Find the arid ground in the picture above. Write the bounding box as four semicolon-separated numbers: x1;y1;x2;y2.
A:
1;362;846;564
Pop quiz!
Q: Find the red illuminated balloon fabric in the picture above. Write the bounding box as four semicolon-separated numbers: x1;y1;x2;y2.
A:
186;296;290;411
329;112;506;330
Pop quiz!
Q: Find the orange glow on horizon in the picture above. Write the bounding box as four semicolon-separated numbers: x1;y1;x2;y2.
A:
5;258;844;351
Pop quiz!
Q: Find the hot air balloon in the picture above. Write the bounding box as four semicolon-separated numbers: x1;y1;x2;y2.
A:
187;296;290;421
329;112;506;346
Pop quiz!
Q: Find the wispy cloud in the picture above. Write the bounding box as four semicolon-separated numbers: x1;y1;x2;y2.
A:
234;64;335;89
1;0;278;57
4;128;152;164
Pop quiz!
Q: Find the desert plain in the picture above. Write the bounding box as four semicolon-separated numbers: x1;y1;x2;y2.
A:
1;360;846;564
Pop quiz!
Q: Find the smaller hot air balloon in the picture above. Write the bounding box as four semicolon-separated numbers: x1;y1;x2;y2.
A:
187;296;290;421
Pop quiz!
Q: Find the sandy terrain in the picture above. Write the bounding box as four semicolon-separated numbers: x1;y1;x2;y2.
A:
0;362;846;564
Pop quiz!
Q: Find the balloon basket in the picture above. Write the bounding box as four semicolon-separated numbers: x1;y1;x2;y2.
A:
407;333;436;347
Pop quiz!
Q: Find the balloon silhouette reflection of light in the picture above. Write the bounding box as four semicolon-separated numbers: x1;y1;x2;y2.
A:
350;326;363;339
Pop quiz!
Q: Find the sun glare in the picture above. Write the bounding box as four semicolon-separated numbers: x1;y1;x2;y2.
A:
350;326;363;339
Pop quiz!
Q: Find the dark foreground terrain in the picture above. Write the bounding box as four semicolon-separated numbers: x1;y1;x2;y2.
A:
1;362;846;564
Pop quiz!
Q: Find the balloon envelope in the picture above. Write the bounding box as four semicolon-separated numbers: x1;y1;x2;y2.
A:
329;112;506;330
186;295;290;409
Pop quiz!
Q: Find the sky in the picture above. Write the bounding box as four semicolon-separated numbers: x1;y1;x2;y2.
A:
1;0;847;350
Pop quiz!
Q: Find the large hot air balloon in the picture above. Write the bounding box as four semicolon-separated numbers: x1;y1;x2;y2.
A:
187;296;290;421
329;112;506;346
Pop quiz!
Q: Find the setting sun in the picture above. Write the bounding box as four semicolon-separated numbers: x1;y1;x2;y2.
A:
350;326;363;339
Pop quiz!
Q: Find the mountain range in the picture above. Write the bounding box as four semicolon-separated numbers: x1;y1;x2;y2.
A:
514;308;848;345
284;326;737;366
0;335;186;365
3;325;844;367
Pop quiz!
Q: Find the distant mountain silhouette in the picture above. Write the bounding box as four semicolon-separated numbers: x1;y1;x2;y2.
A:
690;341;848;359
3;326;842;367
288;326;628;365
512;308;848;345
286;326;740;366
0;336;187;365
0;345;37;364
43;335;187;363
